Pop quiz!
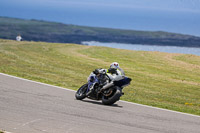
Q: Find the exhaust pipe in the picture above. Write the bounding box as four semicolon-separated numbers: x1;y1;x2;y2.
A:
101;82;114;90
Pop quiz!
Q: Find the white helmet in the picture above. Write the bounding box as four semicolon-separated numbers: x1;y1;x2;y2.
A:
110;62;119;69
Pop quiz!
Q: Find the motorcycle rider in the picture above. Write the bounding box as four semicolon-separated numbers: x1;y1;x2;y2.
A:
89;62;125;92
107;62;125;79
102;62;125;90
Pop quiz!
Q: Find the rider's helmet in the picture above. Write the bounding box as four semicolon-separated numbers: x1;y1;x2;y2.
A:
110;62;119;69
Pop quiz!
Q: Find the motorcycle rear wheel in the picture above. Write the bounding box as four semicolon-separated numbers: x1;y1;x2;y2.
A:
102;86;122;105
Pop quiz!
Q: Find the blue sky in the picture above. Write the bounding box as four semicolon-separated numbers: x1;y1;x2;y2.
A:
1;0;200;12
0;0;200;36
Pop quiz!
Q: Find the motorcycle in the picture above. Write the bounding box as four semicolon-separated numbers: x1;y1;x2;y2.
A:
75;70;131;105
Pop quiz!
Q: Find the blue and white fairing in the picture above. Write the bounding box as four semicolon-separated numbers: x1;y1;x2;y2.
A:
86;73;99;93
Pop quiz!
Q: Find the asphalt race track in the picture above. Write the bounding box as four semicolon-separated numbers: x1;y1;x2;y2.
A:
0;73;200;133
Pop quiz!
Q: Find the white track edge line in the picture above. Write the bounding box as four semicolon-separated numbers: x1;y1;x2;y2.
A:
119;100;200;118
0;73;75;92
0;72;200;118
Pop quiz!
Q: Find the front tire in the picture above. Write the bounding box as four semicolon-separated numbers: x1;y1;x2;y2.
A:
102;86;122;105
75;84;88;100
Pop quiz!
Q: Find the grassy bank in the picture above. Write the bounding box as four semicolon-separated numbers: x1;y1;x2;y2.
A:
0;39;200;115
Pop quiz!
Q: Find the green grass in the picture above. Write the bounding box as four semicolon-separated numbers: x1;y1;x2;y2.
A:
0;39;200;115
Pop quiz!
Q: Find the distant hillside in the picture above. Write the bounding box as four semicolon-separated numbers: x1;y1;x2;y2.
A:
0;16;200;47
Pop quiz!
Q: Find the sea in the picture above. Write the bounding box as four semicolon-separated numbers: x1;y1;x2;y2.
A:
82;41;200;56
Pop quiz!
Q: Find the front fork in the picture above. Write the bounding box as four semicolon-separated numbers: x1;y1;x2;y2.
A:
86;82;96;96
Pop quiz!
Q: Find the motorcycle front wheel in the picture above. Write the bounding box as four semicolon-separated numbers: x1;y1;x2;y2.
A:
75;84;88;100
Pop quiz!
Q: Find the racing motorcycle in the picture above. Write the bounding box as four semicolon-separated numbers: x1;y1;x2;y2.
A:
75;69;131;105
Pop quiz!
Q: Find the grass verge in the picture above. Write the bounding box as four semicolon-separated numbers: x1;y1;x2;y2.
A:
0;39;200;115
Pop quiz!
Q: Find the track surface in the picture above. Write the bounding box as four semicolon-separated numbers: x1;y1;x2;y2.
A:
0;73;200;133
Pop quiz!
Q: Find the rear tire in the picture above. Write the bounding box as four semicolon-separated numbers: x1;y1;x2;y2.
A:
102;86;122;105
75;84;88;100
